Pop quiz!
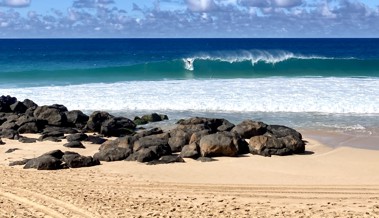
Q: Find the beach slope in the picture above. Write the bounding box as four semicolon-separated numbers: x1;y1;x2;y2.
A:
1;134;379;217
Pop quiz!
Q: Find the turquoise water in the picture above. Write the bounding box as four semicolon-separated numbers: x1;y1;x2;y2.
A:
0;38;378;135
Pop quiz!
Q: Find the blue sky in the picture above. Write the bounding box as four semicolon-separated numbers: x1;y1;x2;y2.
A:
0;0;378;38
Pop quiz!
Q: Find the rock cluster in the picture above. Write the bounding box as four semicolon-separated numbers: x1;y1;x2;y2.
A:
94;117;306;164
1;95;307;171
0;95;164;140
18;150;100;170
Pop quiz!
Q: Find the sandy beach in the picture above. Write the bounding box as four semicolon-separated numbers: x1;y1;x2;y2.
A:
1;131;379;217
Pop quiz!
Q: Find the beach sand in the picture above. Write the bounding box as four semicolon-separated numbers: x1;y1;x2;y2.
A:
1;132;379;217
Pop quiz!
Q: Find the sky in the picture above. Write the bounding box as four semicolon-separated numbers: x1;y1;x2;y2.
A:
0;0;378;38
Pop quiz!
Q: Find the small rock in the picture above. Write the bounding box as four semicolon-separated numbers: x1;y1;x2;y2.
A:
197;157;217;162
9;159;31;166
5;148;19;153
147;155;185;165
63;141;85;149
66;133;88;142
86;135;107;144
18;137;37;143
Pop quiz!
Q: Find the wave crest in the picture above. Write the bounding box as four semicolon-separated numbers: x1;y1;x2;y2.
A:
183;50;334;70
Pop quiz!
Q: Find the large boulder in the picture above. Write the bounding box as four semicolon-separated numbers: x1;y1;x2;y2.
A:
65;110;89;129
127;148;158;162
100;117;136;137
199;132;238;157
188;130;210;144
248;124;307;157
93;147;132;162
231;120;267;139
133;133;170;152
248;135;288;157
61;151;100;168
266;125;305;154
180;142;200;158
85;111;114;132
127;134;172;163
177;117;233;133
98;135;136;151
0;95;17;112
22;99;38;109
9;101;27;114
168;129;191;152
18;122;40;134
24;154;63;170
16;115;46;134
33;105;67;126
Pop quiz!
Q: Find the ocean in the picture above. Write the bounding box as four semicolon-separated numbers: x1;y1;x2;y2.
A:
0;38;378;135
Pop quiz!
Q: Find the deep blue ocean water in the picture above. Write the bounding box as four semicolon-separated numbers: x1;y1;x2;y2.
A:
0;38;378;135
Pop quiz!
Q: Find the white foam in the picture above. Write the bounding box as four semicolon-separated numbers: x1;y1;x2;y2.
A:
1;77;378;114
185;50;335;67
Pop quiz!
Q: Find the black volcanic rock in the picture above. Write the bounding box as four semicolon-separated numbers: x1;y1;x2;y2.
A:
18;137;37;143
85;111;114;132
61;151;100;168
66;133;88;142
22;99;38;109
93;147;132;162
10;101;27;114
63;141;86;149
24;154;63;170
0;95;17;112
100;116;136;137
33;105;67;126
231;120;267;139
147;155;185;165
65;110;89;129
0;129;19;139
199;132;238;157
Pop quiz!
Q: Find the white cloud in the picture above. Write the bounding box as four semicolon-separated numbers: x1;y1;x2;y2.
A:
273;0;302;8
186;0;217;12
0;0;378;37
238;0;270;8
0;0;30;7
320;2;336;18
